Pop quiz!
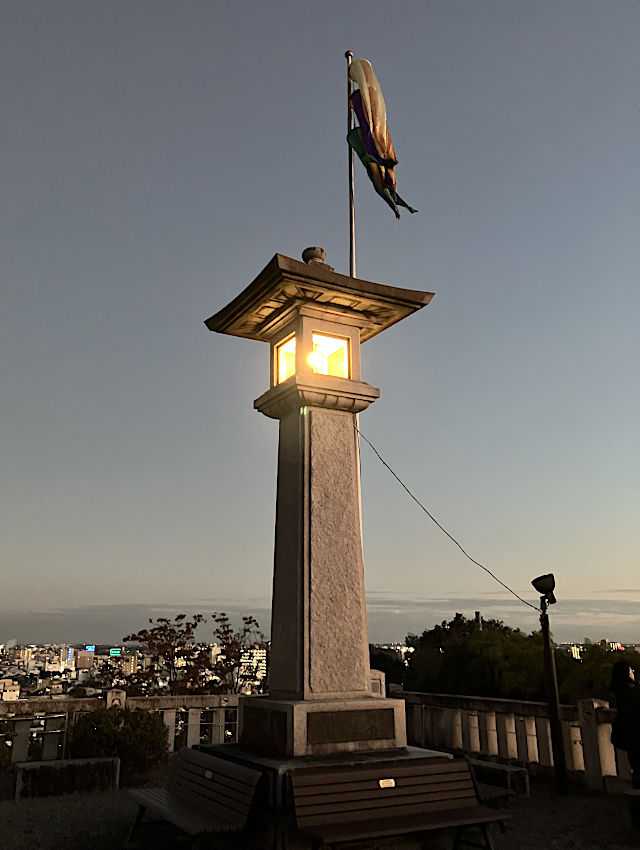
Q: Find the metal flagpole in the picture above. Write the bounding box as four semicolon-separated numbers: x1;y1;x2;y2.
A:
345;50;356;278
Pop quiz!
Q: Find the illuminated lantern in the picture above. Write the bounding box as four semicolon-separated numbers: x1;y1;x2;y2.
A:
205;247;433;758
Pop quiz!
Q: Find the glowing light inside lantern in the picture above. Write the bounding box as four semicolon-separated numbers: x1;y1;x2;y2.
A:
276;335;296;384
308;333;349;378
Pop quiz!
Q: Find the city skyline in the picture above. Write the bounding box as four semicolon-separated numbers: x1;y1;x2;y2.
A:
2;3;638;645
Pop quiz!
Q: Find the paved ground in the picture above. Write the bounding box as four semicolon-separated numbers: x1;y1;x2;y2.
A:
1;779;639;850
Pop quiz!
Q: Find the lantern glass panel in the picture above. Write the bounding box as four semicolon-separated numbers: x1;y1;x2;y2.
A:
276;335;296;384
309;333;349;378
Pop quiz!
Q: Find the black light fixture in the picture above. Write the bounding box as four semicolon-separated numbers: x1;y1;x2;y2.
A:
531;572;567;795
532;573;556;606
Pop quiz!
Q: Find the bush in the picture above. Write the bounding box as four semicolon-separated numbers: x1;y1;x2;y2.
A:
67;708;167;781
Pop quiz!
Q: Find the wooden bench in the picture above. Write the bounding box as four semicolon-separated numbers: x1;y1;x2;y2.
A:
290;756;510;850
127;747;262;847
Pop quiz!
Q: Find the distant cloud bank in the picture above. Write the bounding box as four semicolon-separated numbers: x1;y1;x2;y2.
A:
1;593;639;645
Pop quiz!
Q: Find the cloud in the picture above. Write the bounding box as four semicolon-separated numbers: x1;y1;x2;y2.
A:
363;593;640;643
0;603;271;646
2;593;639;645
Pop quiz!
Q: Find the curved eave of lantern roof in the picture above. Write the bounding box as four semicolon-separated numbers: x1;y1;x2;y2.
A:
204;253;434;343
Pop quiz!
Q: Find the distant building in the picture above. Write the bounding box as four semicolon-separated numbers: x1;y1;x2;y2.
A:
121;653;138;676
239;647;267;690
0;678;20;701
75;650;95;670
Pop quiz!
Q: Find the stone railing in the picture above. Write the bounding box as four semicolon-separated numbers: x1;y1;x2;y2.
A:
3;689;632;793
0;692;240;763
397;690;632;791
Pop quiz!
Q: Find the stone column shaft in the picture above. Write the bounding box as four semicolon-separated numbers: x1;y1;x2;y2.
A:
255;376;379;701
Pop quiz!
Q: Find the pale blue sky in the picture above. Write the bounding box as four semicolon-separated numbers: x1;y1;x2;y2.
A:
1;0;638;644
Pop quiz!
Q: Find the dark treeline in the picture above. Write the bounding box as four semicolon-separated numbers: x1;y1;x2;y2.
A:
370;613;640;704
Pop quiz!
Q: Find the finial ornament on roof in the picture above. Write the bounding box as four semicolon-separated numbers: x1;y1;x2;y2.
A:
302;246;326;265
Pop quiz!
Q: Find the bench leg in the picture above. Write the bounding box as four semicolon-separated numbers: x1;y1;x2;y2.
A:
452;824;495;850
126;804;147;847
481;824;495;850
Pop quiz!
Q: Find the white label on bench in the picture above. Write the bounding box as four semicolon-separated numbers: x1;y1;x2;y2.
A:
378;778;396;789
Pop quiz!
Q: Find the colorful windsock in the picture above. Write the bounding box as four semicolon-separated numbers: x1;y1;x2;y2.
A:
347;58;417;219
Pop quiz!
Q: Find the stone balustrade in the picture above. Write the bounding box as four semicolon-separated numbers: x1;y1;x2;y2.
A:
397;690;632;791
0;693;240;763
1;689;634;793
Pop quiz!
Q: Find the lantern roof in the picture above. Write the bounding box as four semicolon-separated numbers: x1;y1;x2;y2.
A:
205;253;434;343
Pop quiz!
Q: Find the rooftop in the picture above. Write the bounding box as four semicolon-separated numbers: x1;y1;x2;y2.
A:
204;252;434;343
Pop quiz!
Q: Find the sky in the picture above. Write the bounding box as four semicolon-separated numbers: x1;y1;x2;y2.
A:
2;0;638;646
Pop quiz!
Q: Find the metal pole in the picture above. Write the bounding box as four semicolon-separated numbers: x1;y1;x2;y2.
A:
540;597;569;795
345;50;356;278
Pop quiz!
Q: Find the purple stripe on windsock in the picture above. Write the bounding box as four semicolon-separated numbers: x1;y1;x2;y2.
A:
350;90;382;162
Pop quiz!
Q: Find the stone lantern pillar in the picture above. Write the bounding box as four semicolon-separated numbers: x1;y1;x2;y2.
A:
206;249;433;758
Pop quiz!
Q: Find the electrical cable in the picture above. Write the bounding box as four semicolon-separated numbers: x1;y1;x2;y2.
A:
355;424;541;613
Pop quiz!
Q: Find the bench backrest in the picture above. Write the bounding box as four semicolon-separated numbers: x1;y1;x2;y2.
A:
291;757;478;829
167;747;262;829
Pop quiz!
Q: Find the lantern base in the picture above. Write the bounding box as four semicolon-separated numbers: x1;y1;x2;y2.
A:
237;694;407;759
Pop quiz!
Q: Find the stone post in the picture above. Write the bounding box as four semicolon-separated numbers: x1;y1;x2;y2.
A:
42;716;64;760
496;713;518;760
578;699;608;789
162;710;176;753
535;716;553;766
186;708;201;748
516;715;539;764
479;711;499;756
10;719;31;763
449;709;464;750
568;723;584;771
464;711;480;754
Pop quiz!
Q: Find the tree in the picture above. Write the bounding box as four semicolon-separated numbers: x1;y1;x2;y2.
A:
369;645;406;688
406;614;547;701
208;612;267;694
122;611;267;696
67;708;167;781
123;613;206;695
405;613;640;704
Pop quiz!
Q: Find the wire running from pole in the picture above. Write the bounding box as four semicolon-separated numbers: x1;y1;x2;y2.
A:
354;424;541;613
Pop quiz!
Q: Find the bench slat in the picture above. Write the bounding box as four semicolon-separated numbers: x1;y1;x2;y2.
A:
295;781;476;814
130;788;239;835
169;778;254;823
305;805;509;843
174;757;260;791
293;775;474;799
169;770;256;814
291;757;458;787
296;789;481;827
173;748;262;785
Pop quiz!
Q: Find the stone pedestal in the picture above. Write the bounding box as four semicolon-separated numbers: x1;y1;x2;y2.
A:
238;694;407;759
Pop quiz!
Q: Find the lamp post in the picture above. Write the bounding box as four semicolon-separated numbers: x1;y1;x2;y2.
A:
532;573;568;796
